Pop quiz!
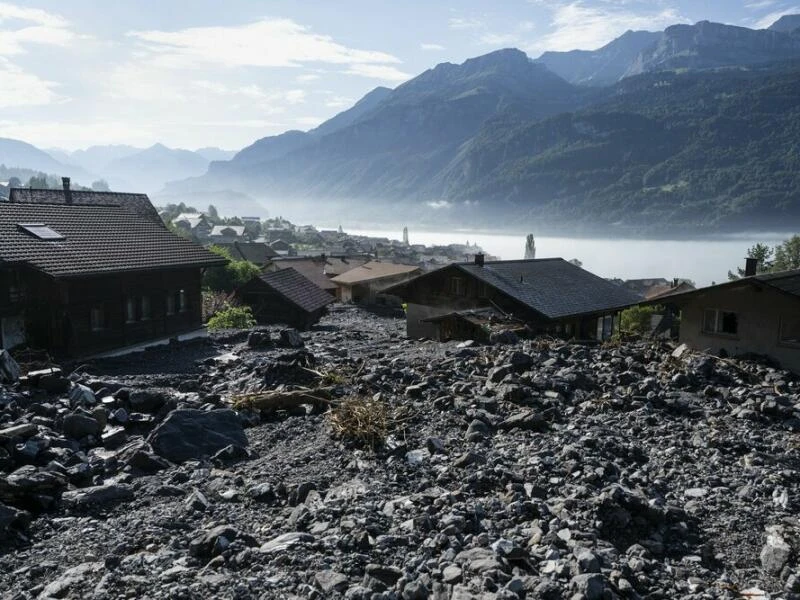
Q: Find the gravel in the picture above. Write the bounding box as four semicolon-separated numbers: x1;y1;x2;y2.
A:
1;305;799;599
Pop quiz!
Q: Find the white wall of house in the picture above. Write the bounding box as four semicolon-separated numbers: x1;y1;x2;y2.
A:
677;285;800;373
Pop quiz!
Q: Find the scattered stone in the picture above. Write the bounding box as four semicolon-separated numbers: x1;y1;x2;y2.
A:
147;409;247;463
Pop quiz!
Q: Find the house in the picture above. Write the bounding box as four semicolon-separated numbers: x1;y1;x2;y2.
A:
389;256;641;341
644;268;800;373
212;241;278;267
173;213;212;240
268;239;296;256
236;268;334;329
209;225;246;243
265;255;368;297
330;261;422;304
0;181;225;356
422;307;528;343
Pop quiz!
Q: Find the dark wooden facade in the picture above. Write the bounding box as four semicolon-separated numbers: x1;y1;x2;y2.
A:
0;266;204;357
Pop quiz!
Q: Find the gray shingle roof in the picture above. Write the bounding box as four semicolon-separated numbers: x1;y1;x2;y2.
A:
756;268;800;296
0;202;227;278
8;188;162;224
427;258;638;320
257;268;334;313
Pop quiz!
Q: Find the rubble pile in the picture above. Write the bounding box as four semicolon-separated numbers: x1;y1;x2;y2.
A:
1;306;799;599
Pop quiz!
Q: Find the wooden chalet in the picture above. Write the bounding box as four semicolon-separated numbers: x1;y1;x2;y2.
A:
330;261;421;304
388;255;641;341
236;268;334;329
0;180;225;357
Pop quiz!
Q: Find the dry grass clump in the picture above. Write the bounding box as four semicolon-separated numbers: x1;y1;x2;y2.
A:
328;396;389;448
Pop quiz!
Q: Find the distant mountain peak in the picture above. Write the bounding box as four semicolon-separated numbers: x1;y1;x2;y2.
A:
769;14;800;33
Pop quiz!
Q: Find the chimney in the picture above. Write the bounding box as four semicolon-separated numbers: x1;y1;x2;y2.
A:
474;253;485;267
62;177;72;204
744;257;758;277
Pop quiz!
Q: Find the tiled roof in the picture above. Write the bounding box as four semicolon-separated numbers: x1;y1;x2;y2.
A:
0;202;227;278
270;258;337;290
211;225;245;236
330;261;420;285
454;259;641;319
257;268;334;313
214;242;277;264
8;188;162;224
756;268;800;296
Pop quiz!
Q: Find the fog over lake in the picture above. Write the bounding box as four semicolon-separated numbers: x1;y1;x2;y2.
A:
345;229;788;287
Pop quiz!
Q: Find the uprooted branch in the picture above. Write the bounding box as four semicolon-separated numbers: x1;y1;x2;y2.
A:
231;387;336;412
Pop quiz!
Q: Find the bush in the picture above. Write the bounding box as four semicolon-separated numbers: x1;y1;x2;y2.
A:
619;305;659;337
203;246;262;292
207;306;256;330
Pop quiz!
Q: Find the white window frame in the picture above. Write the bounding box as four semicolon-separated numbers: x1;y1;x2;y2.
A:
90;306;106;332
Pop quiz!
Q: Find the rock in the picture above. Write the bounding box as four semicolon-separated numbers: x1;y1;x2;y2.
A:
189;525;256;558
315;570;349;594
247;329;271;348
453;451;485;468
498;410;545;431
62;484;134;508
365;563;403;590
574;547;601;573
402;580;429;599
62;412;102;439
278;328;304;348
466;419;491;442
260;532;314;553
248;483;277;503
760;528;793;575
128;390;166;413
39;562;104;598
442;565;463;584
0;349;20;383
571;573;605;600
147;409;247;463
68;384;96;406
0;501;29;533
0;423;37;440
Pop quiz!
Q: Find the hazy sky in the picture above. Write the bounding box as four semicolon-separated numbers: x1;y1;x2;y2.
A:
0;1;793;151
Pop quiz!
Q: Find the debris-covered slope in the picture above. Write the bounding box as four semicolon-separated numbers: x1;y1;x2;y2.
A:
1;307;799;599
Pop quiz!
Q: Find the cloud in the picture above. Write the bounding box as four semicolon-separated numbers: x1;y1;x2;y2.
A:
296;73;321;82
343;63;410;82
0;3;68;28
128;18;402;71
420;42;445;51
0;3;79;56
426;200;453;209
295;116;325;127
480;32;521;46
745;0;777;9
0;57;60;107
527;1;687;53
752;6;800;29
448;17;484;30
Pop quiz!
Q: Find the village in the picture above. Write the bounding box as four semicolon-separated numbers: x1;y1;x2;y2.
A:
0;182;799;599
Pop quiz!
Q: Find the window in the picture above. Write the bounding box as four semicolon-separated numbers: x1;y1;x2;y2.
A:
449;277;465;296
90;306;106;331
166;292;176;316
140;296;151;320
702;308;738;336
125;297;136;322
17;223;64;240
779;316;800;346
178;289;187;312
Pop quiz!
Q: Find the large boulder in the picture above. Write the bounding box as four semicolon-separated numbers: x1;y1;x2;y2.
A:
147;409;247;463
0;350;20;384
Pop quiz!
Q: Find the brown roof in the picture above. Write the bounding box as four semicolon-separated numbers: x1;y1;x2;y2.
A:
254;268;334;313
214;242;278;264
9;188;162;224
330;261;421;285
270;256;369;291
0;202;226;278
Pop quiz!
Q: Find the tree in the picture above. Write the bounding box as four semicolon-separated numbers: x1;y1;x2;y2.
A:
26;175;48;189
91;179;110;192
728;236;799;279
207;204;220;223
728;242;774;280
773;235;800;271
202;245;261;292
7;177;21;188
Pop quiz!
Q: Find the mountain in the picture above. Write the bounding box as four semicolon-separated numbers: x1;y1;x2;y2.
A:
537;30;661;86
68;145;141;174
104;144;210;193
768;14;800;33
166;18;800;234
187;49;586;204
195;147;237;162
0;138;91;181
625;20;800;77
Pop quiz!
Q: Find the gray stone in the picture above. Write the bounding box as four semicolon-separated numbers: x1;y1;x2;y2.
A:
466;419;491;442
62;484;134;508
62;412;102;439
0;349;20;384
147;409;247;463
260;532;314;553
278;328;304;348
315;570;349;594
571;573;605;600
760;530;793;575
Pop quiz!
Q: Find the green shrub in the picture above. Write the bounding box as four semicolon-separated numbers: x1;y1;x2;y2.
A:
619;305;659;337
203;246;262;292
207;306;256;330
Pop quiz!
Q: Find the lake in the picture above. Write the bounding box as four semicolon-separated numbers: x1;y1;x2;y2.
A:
344;228;788;287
